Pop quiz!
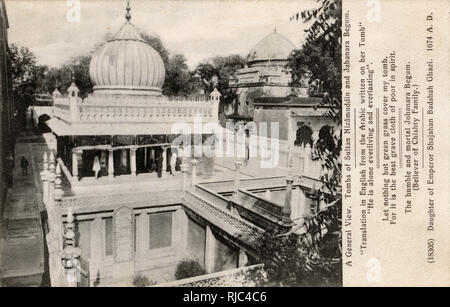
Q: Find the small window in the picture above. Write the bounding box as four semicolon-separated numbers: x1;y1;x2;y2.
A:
104;217;113;256
149;212;173;250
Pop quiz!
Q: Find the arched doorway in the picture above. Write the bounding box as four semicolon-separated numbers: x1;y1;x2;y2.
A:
294;124;313;147
38;114;51;133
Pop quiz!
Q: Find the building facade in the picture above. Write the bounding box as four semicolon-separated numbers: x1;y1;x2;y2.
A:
34;5;339;287
0;0;14;209
227;29;308;122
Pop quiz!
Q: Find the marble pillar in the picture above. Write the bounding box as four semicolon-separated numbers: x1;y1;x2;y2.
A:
108;149;114;179
41;152;49;205
72;150;79;181
161;147;167;177
282;176;294;224
190;159;198;186
130;147;137;176
205;225;215;273
233;160;242;195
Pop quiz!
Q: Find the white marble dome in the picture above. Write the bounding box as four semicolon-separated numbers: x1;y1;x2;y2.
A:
89;21;165;95
247;30;295;64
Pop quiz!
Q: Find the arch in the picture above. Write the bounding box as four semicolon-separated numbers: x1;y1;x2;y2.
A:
38;114;51;133
294;125;313;147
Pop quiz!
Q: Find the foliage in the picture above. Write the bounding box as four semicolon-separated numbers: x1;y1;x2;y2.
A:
257;0;342;287
193;55;246;111
10;44;43;108
289;0;342;111
257;226;341;286
164;54;202;96
175;259;206;280
131;273;156;287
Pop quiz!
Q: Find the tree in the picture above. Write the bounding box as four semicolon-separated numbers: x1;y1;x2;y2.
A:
163;54;201;96
193;55;246;115
10;44;41;104
40;55;94;98
257;0;342;286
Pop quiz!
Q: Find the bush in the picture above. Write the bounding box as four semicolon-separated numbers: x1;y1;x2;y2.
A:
175;259;206;280
131;273;156;287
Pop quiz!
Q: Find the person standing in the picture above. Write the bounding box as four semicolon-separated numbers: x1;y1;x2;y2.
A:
20;156;29;176
92;154;101;179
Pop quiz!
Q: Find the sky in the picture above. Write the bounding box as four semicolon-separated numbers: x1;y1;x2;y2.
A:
6;0;317;69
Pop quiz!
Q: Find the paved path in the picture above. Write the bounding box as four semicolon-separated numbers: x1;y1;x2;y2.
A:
0;134;47;286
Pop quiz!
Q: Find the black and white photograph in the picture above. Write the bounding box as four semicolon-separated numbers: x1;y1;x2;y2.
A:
0;0;343;288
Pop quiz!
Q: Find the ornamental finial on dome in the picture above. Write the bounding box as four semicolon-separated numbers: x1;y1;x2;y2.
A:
125;0;131;21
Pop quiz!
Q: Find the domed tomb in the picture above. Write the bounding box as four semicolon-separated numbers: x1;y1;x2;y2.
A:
246;30;295;65
89;19;165;96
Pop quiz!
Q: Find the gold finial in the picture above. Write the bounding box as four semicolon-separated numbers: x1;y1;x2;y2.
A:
125;0;131;21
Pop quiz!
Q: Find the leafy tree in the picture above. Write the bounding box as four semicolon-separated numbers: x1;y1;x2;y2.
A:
38;55;93;98
163;54;202;96
257;0;342;287
193;55;246;116
10;44;41;104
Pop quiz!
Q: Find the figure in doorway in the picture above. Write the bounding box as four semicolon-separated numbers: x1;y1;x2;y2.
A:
20;156;29;176
93;154;101;179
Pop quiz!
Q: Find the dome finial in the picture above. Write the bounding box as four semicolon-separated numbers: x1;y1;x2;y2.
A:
125;0;131;21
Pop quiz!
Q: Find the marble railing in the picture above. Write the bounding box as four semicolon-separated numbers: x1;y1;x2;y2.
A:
53;96;219;124
77;104;216;123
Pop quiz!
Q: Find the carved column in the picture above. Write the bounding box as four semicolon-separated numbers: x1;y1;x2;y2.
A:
41;152;49;206
161;147;167;177
144;147;147;170
282;175;294;224
233;160;242;195
108;149;114;179
54;163;64;238
130;147;137;176
61;206;81;287
190;159;198;186
47;152;56;213
205;225;215;273
49;162;67;286
72;149;79;181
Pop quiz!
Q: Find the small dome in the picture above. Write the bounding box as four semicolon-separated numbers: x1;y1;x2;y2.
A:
247;30;295;64
89;22;165;95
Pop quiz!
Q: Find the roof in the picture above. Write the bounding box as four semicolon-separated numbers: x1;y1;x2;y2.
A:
247;30;295;63
89;21;165;94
